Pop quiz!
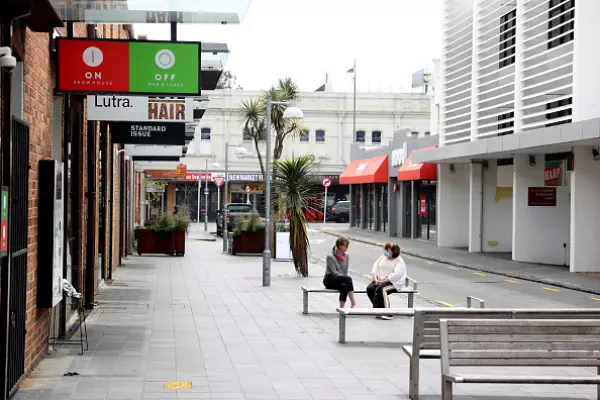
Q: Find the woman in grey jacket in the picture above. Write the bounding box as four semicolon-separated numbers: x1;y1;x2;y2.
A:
323;236;357;308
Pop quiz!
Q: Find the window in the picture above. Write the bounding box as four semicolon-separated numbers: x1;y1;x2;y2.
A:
497;112;514;136
300;129;309;142
315;130;325;142
372;131;382;143
200;127;211;140
548;0;574;50
355;130;365;142
499;9;516;69
545;98;572;127
243;127;253;141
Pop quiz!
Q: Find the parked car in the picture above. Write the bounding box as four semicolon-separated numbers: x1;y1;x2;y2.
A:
328;201;350;223
216;203;259;236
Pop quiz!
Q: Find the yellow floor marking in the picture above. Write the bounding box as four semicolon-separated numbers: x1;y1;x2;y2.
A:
504;279;519;283
164;382;192;390
473;272;487;277
543;287;560;292
425;261;434;265
363;274;372;279
438;301;455;307
448;266;458;270
404;255;415;260
592;298;600;301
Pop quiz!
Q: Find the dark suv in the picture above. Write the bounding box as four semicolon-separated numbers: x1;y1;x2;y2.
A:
328;201;350;223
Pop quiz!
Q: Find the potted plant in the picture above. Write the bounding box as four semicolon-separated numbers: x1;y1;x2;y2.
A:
136;211;190;256
231;216;266;255
274;221;292;261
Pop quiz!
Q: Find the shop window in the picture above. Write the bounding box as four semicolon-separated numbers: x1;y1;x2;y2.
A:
499;9;516;69
315;129;325;142
201;127;211;140
300;129;309;142
548;0;574;50
497;112;514;136
545;98;572;127
372;131;382;143
355;130;365;143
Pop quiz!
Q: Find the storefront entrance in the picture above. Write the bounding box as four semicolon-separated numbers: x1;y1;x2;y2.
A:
417;183;437;241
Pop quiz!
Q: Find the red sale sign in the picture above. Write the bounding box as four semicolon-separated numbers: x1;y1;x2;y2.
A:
57;39;130;93
419;194;427;217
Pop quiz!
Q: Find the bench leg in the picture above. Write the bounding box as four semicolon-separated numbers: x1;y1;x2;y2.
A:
303;290;309;315
339;314;347;344
442;378;453;400
408;355;420;400
597;367;600;400
407;292;414;308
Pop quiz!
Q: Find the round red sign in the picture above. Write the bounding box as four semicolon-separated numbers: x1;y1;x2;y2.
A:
322;178;332;188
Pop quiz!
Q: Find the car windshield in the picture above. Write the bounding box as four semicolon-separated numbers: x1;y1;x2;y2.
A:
227;204;253;212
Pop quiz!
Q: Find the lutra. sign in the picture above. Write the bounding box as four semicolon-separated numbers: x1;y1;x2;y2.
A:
86;95;193;122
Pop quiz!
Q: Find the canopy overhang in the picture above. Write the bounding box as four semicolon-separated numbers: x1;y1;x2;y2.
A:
397;147;437;181
340;155;388;185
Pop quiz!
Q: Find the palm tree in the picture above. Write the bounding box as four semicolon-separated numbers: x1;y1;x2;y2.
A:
273;155;316;277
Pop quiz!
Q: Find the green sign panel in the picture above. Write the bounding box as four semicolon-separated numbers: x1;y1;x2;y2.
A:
129;42;200;94
1;189;7;221
544;161;563;187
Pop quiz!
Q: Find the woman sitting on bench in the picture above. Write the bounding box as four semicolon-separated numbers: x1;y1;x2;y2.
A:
366;243;407;319
323;237;357;308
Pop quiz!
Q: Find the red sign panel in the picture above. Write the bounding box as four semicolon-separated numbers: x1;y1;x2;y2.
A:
528;187;557;207
419;194;427;217
322;178;331;188
0;220;6;254
57;39;130;93
213;177;224;188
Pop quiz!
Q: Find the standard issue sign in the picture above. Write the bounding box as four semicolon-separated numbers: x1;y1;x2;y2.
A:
322;178;332;188
87;96;194;122
112;122;186;145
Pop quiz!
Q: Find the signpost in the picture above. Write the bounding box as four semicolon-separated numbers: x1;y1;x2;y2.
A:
245;185;251;204
322;178;331;225
213;176;224;210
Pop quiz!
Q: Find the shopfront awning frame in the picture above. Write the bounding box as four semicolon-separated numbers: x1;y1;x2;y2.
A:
339;155;388;185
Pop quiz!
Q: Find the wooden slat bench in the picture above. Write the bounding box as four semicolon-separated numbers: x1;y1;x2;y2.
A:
403;308;600;400
301;277;418;314
337;296;485;344
440;318;600;400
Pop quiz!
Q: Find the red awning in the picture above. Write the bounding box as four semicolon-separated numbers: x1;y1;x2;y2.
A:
340;155;388;184
397;147;437;181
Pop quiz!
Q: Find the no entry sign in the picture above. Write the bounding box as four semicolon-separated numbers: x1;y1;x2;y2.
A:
322;178;332;188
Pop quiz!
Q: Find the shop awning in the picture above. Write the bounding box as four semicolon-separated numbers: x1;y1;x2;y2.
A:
340;155;388;184
397;147;437;181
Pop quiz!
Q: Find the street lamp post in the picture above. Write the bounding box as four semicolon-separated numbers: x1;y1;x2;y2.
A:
347;59;357;143
263;100;304;287
204;158;209;231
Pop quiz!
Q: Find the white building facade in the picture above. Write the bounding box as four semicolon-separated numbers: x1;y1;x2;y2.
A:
415;0;600;273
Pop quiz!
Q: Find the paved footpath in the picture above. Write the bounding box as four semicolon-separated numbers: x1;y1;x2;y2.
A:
15;239;597;399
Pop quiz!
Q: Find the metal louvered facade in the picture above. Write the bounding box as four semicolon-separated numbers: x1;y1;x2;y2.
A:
441;0;577;146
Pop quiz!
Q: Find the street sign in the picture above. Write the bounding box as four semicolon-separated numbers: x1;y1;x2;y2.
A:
204;189;209;195
245;185;251;194
213;176;224;188
322;178;332;188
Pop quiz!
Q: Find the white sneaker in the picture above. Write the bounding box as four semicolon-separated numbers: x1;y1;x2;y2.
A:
380;315;393;320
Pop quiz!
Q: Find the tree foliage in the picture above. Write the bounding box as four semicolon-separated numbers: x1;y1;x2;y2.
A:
216;71;243;90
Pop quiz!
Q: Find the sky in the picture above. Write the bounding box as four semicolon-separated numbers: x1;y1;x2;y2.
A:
134;0;443;93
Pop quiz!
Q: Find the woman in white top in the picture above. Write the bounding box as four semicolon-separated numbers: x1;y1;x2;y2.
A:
366;243;407;319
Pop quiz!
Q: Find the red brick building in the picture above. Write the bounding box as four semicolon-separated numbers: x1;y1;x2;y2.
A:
0;4;132;398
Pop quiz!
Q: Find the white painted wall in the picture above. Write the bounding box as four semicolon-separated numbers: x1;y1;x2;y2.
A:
512;155;570;266
482;163;513;252
570;146;600;272
573;2;600;122
438;163;469;248
182;90;430;174
468;163;482;252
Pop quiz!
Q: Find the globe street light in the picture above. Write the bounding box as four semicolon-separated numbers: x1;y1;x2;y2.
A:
263;100;304;287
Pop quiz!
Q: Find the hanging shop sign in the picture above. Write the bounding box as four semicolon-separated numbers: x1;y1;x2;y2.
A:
391;144;407;168
184;172;225;182
544;161;564;187
0;186;7;256
112;122;186;145
56;38;201;96
528;187;557;207
419;194;427;217
87;96;194;122
124;145;183;157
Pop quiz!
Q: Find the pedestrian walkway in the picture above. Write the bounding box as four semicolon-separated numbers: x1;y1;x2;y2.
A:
316;225;600;296
15;239;597;399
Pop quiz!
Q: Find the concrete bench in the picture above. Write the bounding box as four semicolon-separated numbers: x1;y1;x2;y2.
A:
301;277;418;315
440;318;600;400
336;296;484;344
404;308;600;400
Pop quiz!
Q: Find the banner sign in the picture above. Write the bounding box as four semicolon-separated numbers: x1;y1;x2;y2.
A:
228;173;263;182
112;122;186;145
87;95;194;122
528;187;557;207
125;144;183;157
57;38;201;96
544;161;564;187
184;172;225;182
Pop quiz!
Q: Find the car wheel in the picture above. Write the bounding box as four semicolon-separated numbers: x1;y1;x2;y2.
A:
337;213;348;223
